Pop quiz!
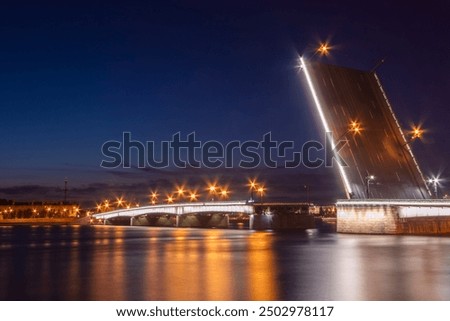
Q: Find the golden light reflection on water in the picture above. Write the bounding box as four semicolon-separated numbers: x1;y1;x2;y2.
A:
246;232;278;300
89;226;127;300
156;228;236;300
203;230;233;300
141;228;279;300
67;241;80;299
110;228;126;299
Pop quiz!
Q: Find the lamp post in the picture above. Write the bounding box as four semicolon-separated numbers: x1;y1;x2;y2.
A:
175;186;185;202
150;191;158;205
220;188;229;200
311;42;331;58
248;179;257;203
207;184;217;201
116;197;124;208
304;185;310;204
403;125;424;147
257;186;265;204
365;175;375;199
64;178;68;204
428;178;439;199
189;191;198;202
336;120;362;142
166;195;174;204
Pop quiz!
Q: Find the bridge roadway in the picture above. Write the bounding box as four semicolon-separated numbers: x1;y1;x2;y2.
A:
92;200;254;220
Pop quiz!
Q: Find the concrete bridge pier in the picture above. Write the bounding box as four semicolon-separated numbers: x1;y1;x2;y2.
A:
249;214;274;230
336;199;450;235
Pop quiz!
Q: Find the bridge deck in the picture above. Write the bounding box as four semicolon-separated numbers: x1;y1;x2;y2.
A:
92;201;254;219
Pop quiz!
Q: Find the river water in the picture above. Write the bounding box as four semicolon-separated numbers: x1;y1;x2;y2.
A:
1;225;449;300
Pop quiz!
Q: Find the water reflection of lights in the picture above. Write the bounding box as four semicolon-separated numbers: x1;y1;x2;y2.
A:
247;232;278;300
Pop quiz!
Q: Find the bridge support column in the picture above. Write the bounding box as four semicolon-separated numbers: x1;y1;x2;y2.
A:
250;214;274;230
337;200;450;234
175;215;180;227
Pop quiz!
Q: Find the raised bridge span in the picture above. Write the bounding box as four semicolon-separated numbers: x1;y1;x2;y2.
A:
301;58;450;235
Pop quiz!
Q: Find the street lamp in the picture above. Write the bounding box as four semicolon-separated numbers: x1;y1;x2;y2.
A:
176;186;185;196
365;175;375;199
337;120;362;142
207;184;217;201
116;197;124;208
304;185;310;204
403;125;424;146
150;191;158;205
257;186;265;204
174;185;186;202
189;191;199;202
166;195;174;204
428;177;440;199
247;179;258;202
220;188;229;200
316;42;331;56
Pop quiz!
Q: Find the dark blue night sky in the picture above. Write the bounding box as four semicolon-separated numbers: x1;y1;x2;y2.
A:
1;1;448;205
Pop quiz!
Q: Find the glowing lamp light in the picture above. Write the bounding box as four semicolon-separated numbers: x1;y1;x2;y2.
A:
317;42;330;56
220;189;229;198
428;177;439;184
116;197;124;206
412;126;423;139
189;192;198;201
176;187;185;196
350;120;362;134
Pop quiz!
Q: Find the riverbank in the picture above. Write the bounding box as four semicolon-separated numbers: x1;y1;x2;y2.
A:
0;218;78;225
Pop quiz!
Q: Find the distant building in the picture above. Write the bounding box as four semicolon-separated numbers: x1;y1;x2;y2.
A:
0;200;80;219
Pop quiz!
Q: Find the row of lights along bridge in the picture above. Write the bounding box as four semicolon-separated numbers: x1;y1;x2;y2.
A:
95;179;266;212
